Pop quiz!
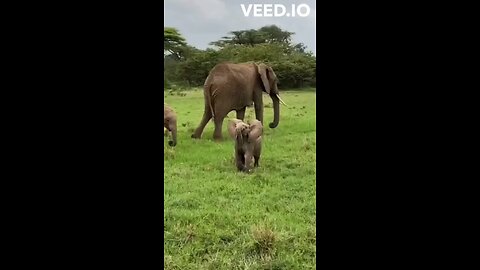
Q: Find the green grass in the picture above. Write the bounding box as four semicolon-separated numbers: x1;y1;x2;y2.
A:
164;88;316;269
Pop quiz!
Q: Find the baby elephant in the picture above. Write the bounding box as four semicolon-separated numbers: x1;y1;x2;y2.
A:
164;103;177;147
227;119;263;173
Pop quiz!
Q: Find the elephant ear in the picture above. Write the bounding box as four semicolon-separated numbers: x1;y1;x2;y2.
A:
257;63;271;94
227;119;242;140
248;120;263;142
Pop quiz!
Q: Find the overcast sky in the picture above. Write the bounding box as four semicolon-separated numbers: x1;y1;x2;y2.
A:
164;0;316;55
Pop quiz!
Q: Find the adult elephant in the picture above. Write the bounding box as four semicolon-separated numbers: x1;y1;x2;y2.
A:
191;62;287;140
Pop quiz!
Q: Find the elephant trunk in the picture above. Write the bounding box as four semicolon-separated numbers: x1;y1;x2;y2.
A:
168;128;177;147
269;95;280;128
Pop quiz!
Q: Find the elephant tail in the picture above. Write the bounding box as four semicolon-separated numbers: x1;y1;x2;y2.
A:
205;83;215;118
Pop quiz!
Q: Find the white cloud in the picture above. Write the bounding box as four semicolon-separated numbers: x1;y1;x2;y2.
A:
164;0;316;54
165;0;228;20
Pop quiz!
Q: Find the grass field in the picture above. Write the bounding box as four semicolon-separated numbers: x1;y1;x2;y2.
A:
164;88;316;269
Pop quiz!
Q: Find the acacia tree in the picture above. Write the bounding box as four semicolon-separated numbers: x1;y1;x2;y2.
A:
164;27;187;59
258;25;293;44
209;25;295;48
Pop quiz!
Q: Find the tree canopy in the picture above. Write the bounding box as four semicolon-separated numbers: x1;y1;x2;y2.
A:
164;27;187;59
209;25;295;48
164;25;316;89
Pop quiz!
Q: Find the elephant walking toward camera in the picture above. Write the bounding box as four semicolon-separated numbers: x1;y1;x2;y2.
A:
191;62;287;141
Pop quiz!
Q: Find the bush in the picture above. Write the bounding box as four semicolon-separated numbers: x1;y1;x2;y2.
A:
164;43;316;88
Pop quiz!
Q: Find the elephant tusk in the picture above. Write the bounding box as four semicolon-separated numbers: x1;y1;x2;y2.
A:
276;94;288;107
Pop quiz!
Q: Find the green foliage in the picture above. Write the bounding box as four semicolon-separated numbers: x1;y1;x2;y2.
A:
164;89;316;269
164;25;316;90
209;25;294;48
164;27;187;59
174;49;220;86
259;25;294;44
269;52;316;88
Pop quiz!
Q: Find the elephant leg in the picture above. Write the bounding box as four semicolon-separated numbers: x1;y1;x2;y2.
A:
254;155;260;167
254;144;261;167
168;121;177;147
244;151;254;172
254;100;264;124
236;107;246;121
235;152;246;172
192;106;213;139
213;111;228;141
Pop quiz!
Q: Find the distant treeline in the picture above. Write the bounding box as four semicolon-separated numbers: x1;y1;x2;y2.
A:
164;25;316;89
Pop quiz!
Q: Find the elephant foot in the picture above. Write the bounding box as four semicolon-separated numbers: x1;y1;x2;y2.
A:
191;133;201;139
238;166;252;173
244;168;253;174
237;164;246;172
213;135;223;141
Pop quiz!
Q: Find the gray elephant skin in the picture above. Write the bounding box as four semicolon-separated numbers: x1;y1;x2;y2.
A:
164;103;177;147
227;118;263;173
191;62;286;141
